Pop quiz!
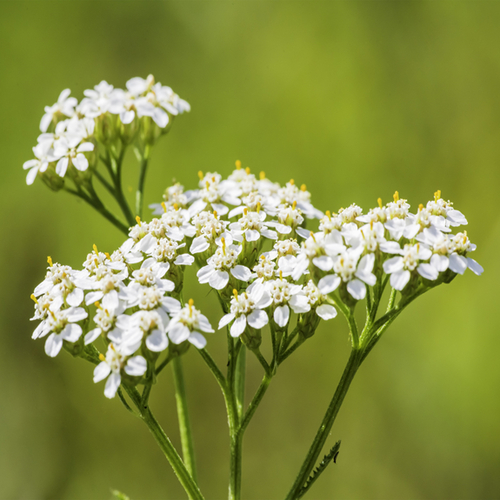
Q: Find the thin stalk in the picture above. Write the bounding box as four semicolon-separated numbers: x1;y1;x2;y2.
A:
172;356;198;482
285;348;363;500
234;345;246;420
239;374;272;435
135;145;150;218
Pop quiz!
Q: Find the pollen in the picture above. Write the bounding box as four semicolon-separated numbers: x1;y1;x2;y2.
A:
418;203;424;211
310;231;316;242
325;210;331;219
243;208;248;215
245;167;251;174
233;289;238;297
188;298;194;315
161;202;167;213
105;252;110;260
377;197;383;208
259;171;266;180
235;160;241;169
434;190;441;202
279;270;283;280
99;353;106;362
205;181;210;189
47;256;53;267
30;294;38;304
173;203;179;211
221;237;226;255
213;210;218;218
95;301;102;309
198;170;204;180
256;203;261;213
393;191;399;202
292;201;297;210
300;184;307;192
289;179;295;185
136;216;141;226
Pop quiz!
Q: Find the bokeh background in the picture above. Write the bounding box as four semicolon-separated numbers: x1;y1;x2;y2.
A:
1;2;500;499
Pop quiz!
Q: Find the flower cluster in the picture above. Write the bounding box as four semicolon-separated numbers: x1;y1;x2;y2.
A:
23;75;190;187
30;166;482;399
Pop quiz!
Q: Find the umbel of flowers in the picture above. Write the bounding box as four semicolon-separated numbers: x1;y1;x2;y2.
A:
26;78;483;500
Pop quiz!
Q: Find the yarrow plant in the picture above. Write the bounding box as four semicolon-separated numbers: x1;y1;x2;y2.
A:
26;76;483;500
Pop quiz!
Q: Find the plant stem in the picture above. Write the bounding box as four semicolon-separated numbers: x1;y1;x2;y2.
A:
285;348;363;500
172;356;198;482
123;385;204;500
135;145;150;218
234;345;246;420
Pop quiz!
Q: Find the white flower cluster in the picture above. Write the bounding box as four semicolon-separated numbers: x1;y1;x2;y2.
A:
296;191;483;299
23;75;190;186
30;168;482;399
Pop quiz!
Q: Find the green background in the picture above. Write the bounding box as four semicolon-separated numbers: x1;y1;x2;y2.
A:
1;2;499;499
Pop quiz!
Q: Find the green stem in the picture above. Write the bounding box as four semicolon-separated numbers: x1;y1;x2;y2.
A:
234;345;246;420
172;356;198;482
285;348;363;500
123;385;204;500
239;374;272;435
135;145;150;218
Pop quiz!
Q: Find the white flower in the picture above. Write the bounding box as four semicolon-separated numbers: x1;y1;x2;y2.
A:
265;278;303;328
84;293;127;345
197;238;251;290
23;144;50;185
317;250;376;301
166;299;213;348
93;344;147;399
218;286;272;337
382;243;435;290
53;137;94;177
290;280;337;320
40;89;77;132
229;208;277;242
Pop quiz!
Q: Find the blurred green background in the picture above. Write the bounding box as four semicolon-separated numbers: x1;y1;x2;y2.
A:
1;1;500;499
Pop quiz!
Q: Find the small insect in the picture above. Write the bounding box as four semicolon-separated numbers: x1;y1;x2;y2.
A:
333;451;339;463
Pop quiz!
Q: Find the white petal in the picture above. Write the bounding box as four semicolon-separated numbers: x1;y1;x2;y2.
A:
467;258;484;276
230;265;252;282
73;154;89;171
245;229;260;242
449;254;468;275
313;256;333;271
84;328;101;345
209;270;229;290
93;361;111;383
273;305;290;328
198;314;214;333
218;313;235;330
55;157;68;177
318;274;341;295
383;256;404;274
146;330;169;352
316;304;337;320
26;166;39;185
61;323;82;342
124;356;147;377
104;373;121;399
188;331;207;349
190;236;210;254
347;279;366;300
174;254;195;266
390;270;411;291
197;265;215;284
247;309;269;329
162;297;182;314
169;323;191;344
66;288;84;306
417;263;439;281
430;254;449;272
230;315;247;337
85;291;104;305
45;334;63;357
289;294;311;314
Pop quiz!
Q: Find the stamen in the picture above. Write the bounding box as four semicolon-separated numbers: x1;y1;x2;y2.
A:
173;203;179;211
370;220;373;230
418;203;424;211
259;171;266;180
393;191;399;202
205;181;210;189
245;167;250;174
300;184;307;192
325;210;331;219
99;353;106;362
279;270;283;280
136;216;141;226
30;294;38;304
377;197;383;208
310;231;316;242
93;244;98;254
105;252;110;260
235;160;241;170
256;203;261;213
289;179;295;185
213;210;218;218
434;190;441;202
94;301;102;309
292;201;297;210
47;256;53;267
188;298;194;315
221;237;226;255
244;208;248;215
198;170;204;180
233;289;238;297
161;202;167;213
